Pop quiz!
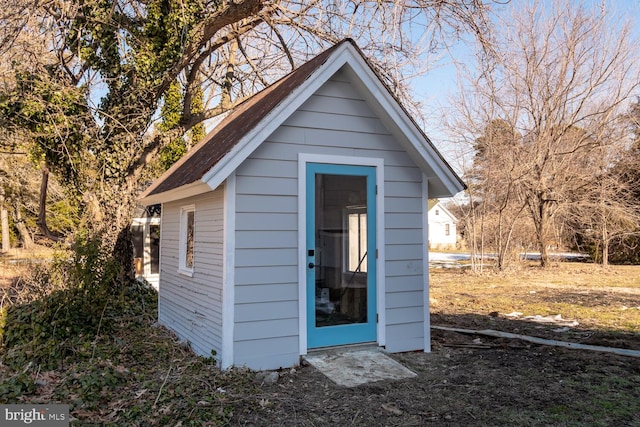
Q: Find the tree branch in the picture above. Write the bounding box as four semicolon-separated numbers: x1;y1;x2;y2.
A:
159;0;268;101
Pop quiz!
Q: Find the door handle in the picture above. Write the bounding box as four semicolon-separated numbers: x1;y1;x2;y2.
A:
308;262;315;269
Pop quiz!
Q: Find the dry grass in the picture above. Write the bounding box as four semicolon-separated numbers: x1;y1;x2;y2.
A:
0;246;55;284
430;262;640;337
1;247;60;310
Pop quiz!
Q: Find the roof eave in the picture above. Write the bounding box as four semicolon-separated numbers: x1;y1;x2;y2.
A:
138;180;212;206
202;42;359;191
337;56;465;197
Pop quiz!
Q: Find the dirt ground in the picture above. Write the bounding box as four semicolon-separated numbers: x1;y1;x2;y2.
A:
230;328;640;426
2;253;640;425
227;264;640;426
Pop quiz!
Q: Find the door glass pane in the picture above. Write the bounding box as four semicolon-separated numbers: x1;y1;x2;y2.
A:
150;224;160;274
315;173;368;327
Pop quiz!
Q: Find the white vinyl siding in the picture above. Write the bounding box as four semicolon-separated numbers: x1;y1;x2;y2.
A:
158;188;225;359
234;155;300;369
232;68;427;366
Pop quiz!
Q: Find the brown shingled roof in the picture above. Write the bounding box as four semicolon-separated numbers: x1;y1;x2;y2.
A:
141;40;351;198
141;38;466;202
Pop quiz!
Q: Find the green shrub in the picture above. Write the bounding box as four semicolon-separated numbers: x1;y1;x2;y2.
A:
0;231;155;370
0;371;36;401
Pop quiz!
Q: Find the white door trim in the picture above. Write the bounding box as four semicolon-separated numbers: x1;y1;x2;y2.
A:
297;153;386;355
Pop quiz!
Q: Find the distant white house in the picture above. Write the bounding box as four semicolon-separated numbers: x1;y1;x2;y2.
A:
427;199;457;249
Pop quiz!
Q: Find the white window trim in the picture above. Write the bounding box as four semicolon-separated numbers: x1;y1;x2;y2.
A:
178;204;195;277
131;217;161;278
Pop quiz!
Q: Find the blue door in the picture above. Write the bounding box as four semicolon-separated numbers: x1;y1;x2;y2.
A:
306;163;377;348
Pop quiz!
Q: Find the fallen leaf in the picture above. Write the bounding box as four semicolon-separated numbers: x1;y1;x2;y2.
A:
381;403;403;416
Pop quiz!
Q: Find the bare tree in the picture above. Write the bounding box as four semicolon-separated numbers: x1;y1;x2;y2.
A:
566;113;640;266
447;0;640;267
1;0;494;251
472;120;529;269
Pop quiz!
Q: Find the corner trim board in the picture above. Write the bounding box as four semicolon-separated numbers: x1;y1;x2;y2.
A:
221;174;236;368
422;173;431;353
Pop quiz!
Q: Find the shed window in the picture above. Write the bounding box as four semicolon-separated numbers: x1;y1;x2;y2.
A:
445;223;450;236
179;205;195;275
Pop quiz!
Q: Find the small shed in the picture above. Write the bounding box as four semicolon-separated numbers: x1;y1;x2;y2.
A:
427;200;458;249
140;39;465;370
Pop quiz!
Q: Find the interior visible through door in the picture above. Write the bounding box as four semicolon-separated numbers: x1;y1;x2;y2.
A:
314;173;369;327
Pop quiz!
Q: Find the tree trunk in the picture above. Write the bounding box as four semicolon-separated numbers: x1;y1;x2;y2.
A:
539;239;550;267
498;207;524;270
497;209;505;269
601;218;609;267
112;226;136;289
1;188;9;252
531;195;552;268
602;240;609;267
479;198;486;273
13;201;33;249
37;164;62;241
89;184;138;288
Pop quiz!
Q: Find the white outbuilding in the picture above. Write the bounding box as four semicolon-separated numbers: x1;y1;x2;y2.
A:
427;200;458;249
140;39;465;370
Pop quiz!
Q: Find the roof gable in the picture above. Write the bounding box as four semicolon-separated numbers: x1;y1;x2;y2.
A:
429;200;458;223
140;39;464;205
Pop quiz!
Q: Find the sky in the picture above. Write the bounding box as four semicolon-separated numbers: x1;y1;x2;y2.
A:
410;0;640;169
